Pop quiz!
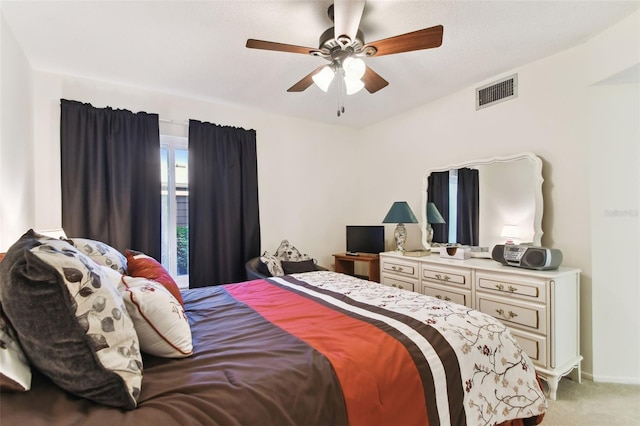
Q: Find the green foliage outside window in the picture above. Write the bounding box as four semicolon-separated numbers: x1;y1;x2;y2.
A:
177;226;189;275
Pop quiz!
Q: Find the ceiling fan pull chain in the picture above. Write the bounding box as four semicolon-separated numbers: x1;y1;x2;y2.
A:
337;74;344;117
338;73;348;117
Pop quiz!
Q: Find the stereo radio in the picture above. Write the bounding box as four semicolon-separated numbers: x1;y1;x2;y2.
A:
491;244;563;271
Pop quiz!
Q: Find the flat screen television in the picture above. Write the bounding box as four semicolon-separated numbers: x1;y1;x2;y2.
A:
346;226;385;254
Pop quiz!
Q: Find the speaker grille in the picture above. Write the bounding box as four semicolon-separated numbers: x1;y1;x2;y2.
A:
476;74;518;110
522;249;545;268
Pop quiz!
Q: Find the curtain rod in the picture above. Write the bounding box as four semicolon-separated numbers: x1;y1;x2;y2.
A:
159;118;189;126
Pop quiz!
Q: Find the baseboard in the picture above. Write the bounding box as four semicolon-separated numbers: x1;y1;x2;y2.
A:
575;370;640;385
590;374;640;385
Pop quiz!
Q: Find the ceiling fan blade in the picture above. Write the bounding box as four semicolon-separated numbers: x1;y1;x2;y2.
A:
333;0;366;45
246;39;317;55
287;65;327;92
364;25;444;57
362;66;389;94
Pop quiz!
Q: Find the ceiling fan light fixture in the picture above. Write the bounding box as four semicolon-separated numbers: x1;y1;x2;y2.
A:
343;57;366;80
344;76;365;95
312;66;335;92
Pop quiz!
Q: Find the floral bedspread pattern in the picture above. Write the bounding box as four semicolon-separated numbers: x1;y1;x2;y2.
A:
283;271;546;426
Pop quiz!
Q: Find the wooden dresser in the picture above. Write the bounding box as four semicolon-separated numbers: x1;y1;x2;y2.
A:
379;251;582;400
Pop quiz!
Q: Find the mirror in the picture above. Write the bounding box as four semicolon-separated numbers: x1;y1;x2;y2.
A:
421;152;543;256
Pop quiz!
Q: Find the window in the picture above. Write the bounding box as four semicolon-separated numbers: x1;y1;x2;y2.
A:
161;135;188;289
448;169;458;244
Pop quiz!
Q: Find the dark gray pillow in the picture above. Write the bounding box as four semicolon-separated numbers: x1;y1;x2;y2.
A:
256;260;272;277
0;230;142;409
281;259;317;274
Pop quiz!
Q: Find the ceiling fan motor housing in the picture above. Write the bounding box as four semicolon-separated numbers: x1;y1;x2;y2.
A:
317;27;366;55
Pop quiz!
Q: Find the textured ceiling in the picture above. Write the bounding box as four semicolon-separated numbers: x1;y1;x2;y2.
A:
2;0;638;128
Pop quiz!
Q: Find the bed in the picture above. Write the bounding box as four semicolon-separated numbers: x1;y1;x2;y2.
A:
0;232;545;425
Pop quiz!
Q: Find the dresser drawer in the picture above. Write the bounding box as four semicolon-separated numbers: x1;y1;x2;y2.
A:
381;273;416;292
508;328;547;367
422;284;471;307
421;264;471;289
476;271;547;303
476;294;546;334
381;258;419;279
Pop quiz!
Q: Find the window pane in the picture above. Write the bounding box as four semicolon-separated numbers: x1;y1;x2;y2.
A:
448;170;458;244
175;149;189;276
160;148;170;268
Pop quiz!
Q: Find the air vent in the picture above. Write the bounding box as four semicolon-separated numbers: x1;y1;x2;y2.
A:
476;74;518;110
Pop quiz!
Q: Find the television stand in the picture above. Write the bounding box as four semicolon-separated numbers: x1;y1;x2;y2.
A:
333;253;380;283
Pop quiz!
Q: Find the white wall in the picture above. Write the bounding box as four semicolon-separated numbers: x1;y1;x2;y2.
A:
0;13;34;251
355;11;640;383
585;11;640;384
588;81;639;383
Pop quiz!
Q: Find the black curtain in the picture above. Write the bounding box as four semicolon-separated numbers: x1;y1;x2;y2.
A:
188;120;260;287
456;167;479;246
60;99;161;259
427;171;449;243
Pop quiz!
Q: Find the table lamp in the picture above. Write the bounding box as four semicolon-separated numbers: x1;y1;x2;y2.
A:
426;202;446;248
382;201;418;252
501;224;521;244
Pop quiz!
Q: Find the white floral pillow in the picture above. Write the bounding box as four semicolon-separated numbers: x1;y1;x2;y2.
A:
274;240;311;262
120;276;193;358
0;313;31;392
66;237;127;274
260;251;284;276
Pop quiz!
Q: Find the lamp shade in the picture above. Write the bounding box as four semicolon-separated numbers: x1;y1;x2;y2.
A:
344;76;365;95
312;66;335;92
426;202;446;224
382;202;418;224
343;57;366;80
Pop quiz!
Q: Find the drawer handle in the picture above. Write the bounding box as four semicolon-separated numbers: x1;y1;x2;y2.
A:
435;274;451;281
435;294;451;301
496;308;518;319
495;284;518;293
391;266;404;272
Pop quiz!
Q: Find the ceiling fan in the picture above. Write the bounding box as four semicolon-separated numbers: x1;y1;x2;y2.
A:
246;0;444;99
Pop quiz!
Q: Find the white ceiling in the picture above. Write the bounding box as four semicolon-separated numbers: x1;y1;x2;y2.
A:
2;0;638;128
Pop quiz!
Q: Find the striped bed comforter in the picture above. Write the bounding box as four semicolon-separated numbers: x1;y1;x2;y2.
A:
2;271;545;426
226;271;546;426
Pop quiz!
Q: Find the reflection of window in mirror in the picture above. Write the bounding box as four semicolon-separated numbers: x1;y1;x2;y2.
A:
448;170;458;243
428;168;479;246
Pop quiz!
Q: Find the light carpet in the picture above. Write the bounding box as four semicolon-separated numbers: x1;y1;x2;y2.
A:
542;378;640;425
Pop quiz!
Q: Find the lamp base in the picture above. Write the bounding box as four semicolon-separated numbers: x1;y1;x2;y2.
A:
426;223;434;248
394;223;407;252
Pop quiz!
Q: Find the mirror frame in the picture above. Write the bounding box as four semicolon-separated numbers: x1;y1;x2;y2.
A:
421;152;544;251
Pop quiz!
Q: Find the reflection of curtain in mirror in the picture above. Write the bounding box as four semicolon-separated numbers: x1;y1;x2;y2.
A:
457;168;479;246
427;171;449;242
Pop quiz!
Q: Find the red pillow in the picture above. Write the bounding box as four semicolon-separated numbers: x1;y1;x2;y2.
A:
125;249;184;306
